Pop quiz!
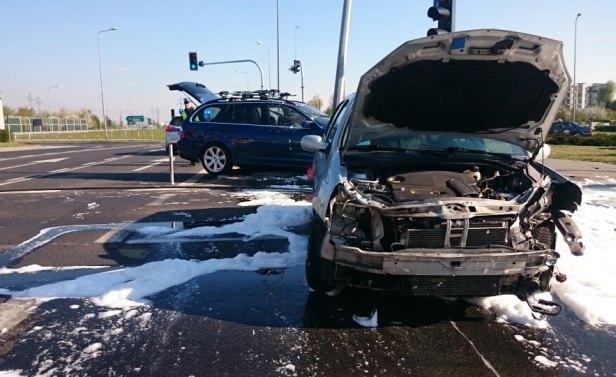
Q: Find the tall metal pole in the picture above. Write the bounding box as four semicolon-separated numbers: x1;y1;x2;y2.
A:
276;0;280;91
257;41;272;90
300;62;305;102
333;0;352;110
200;59;264;90
572;13;581;123
97;27;117;141
295;26;299;59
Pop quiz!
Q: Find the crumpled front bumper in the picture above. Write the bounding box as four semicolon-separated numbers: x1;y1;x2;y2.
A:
321;237;549;278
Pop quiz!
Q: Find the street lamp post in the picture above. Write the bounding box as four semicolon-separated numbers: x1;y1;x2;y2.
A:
236;70;249;91
98;27;118;140
257;41;272;90
294;26;300;59
573;13;581;123
47;85;58;114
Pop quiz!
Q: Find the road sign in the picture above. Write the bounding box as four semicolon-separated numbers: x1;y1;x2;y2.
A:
126;115;145;122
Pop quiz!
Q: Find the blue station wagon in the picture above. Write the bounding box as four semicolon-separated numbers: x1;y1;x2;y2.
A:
176;92;330;175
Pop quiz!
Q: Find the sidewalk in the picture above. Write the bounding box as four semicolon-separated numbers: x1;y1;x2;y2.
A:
544;158;616;180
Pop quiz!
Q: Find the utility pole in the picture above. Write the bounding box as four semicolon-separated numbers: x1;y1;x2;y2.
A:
27;93;33;108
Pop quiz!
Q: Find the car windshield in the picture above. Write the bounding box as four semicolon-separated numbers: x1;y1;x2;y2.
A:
294;102;329;118
348;133;526;156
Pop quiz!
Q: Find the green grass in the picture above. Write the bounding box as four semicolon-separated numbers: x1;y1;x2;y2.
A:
549;145;616;164
12;129;165;142
0;142;28;148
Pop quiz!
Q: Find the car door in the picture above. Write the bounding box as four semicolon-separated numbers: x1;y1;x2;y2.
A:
286;105;322;165
248;103;293;164
218;103;267;163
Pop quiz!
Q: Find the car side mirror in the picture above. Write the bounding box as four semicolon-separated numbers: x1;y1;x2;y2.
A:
301;135;327;152
301;120;318;130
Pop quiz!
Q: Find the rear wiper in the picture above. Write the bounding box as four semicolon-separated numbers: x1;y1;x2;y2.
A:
349;144;409;152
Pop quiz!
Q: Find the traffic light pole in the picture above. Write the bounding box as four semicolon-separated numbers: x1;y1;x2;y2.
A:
333;0;352;110
300;63;304;102
198;60;264;90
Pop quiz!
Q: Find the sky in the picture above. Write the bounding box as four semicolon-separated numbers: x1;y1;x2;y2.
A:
0;0;615;124
0;184;615;373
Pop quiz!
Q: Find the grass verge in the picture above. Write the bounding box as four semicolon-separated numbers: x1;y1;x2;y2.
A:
549;145;616;164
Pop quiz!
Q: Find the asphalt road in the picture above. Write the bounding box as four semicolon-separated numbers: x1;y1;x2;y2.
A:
0;143;613;376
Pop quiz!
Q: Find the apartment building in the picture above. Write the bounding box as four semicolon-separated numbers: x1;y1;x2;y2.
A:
563;82;612;109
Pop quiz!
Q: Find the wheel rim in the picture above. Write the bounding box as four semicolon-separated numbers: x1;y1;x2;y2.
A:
203;147;227;172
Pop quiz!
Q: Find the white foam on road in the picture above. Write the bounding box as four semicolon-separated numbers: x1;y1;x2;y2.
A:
1;186;616;328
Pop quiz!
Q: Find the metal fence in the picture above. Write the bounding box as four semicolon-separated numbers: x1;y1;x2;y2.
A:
5;116;89;133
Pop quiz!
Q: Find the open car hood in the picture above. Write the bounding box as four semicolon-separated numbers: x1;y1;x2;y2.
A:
167;82;219;104
347;30;571;154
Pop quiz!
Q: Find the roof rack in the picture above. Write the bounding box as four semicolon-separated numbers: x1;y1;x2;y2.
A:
216;89;297;101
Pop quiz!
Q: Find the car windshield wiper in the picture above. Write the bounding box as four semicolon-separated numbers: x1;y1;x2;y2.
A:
416;146;518;159
349;144;410;152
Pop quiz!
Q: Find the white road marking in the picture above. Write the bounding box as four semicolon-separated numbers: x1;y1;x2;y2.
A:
178;169;206;186
0;145;147;162
0;157;69;171
0;150;153;187
0;190;61;194
450;321;501;377
132;158;169;172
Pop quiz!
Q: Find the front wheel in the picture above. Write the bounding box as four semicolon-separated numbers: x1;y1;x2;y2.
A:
572;132;581;136
306;216;336;292
201;144;233;175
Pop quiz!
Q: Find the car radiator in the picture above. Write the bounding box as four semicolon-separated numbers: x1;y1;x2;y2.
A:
405;218;509;248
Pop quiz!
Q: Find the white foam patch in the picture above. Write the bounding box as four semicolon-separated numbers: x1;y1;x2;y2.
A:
0;191;312;309
465;294;550;329
550;188;616;325
534;355;559;367
0;265;108;275
353;310;378;328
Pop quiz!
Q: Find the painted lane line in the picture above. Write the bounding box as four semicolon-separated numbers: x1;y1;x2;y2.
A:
0;178;31;187
0;155;134;187
0;157;70;171
132;158;169;172
450;321;501;377
0;145;146;163
49;168;71;173
178;169;206;186
0;190;61;194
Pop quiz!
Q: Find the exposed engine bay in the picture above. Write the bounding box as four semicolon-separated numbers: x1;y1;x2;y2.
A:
319;159;584;315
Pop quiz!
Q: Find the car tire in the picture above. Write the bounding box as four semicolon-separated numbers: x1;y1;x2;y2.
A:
306;215;337;292
572;132;581;136
201;143;233;175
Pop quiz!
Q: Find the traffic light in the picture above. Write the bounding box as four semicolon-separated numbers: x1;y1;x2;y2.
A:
427;0;454;36
289;60;301;74
189;52;198;71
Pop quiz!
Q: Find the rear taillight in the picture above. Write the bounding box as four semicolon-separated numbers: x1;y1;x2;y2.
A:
180;130;185;139
165;126;175;132
307;165;314;180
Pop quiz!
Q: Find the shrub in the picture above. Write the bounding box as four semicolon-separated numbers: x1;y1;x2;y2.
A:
594;125;616;132
546;133;616;146
0;129;11;142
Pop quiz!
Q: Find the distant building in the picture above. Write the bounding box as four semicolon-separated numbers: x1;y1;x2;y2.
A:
563;82;613;109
